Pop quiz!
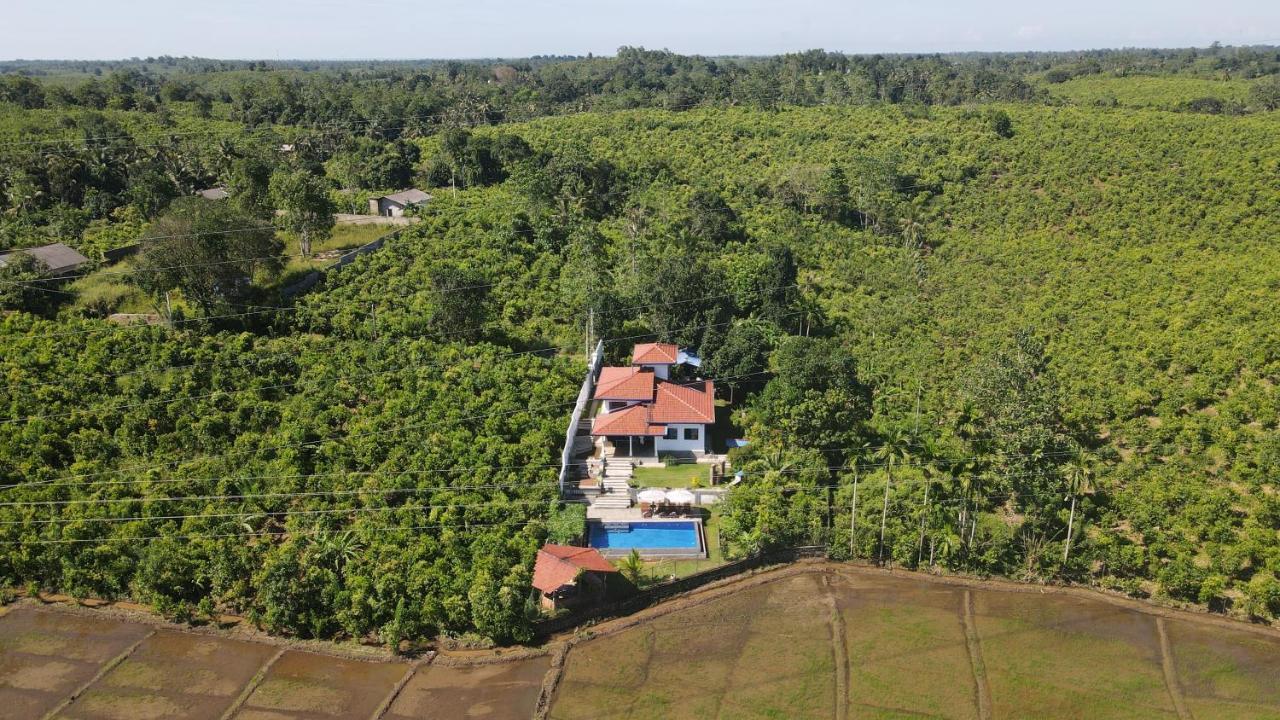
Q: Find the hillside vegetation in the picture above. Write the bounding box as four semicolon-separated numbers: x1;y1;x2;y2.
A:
1;47;1279;643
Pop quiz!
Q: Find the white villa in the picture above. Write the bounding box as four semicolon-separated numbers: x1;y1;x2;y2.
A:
590;343;716;459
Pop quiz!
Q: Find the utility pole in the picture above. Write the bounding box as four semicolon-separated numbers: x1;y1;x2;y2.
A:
585;307;594;358
370;302;377;340
164;291;172;326
849;462;859;559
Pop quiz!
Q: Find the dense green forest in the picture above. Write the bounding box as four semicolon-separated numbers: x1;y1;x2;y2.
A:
1;45;1279;644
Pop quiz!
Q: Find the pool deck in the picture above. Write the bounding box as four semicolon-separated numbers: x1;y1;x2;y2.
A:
586;506;644;521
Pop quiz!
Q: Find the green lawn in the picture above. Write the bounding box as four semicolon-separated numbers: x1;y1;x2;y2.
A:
630;463;712;489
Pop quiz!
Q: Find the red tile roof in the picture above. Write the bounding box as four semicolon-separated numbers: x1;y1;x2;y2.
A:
652;380;716;424
532;544;617;593
591;404;666;436
632;342;679;366
594;366;656;401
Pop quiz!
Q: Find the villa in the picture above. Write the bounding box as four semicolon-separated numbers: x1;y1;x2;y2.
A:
590;343;716;459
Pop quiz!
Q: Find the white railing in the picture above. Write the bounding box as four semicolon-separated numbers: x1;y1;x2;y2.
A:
559;340;605;494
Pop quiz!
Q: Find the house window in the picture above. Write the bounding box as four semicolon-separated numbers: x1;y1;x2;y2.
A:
664;427;677;440
683;427;700;441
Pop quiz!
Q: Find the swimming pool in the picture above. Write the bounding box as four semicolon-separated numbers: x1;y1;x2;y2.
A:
588;521;702;555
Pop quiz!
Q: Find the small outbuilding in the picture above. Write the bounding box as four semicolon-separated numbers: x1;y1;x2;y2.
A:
195;187;229;200
0;242;90;277
532;544;618;612
368;189;431;217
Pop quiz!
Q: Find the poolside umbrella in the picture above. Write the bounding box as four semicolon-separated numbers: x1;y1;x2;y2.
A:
637;489;668;504
666;489;696;505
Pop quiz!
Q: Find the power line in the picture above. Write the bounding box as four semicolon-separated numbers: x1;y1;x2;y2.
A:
0;517;550;546
0;469;1062;533
1;368;777;492
0;452;1080;511
4;293;799;424
8;279;796;390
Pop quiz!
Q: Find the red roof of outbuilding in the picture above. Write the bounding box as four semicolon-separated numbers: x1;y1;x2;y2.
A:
594;366;656;401
652;380;716;424
532;544;617;593
632;342;679;366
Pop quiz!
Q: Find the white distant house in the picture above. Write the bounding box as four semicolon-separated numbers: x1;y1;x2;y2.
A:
590;343;715;458
0;242;90;277
368;189;431;217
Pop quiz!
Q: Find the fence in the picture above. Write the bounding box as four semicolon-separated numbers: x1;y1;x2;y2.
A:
558;340;604;494
281;227;404;298
532;546;827;637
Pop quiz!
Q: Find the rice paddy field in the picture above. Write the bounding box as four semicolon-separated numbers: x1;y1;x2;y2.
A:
548;567;1280;720
0;607;547;720
3;564;1278;719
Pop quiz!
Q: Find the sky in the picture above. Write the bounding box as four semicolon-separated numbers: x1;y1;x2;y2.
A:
4;0;1279;60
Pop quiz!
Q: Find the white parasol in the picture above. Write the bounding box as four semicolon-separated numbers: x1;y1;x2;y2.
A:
666;489;696;505
637;488;668;504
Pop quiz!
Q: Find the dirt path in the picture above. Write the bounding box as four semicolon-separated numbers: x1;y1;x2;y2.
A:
1155;616;1193;720
823;574;850;720
961;590;993;720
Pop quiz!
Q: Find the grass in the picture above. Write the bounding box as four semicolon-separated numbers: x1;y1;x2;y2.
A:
67;260;155;316
274;223;391;288
630;463;712;489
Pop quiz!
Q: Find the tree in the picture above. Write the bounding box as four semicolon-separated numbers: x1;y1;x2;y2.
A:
547;503;587;545
742;336;872;451
703;320;773;402
270;170;334;257
1249;76;1280;111
424;265;490;339
131;197;283;314
874;427;915;565
1061;448;1094;563
967;330;1072;519
619;549;645;586
0;252;56;314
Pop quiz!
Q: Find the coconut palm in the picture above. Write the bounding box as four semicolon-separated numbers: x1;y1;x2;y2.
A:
874;427;915;566
1061;449;1095;563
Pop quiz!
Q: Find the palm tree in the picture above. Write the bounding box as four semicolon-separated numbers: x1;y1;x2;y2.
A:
874;428;914;566
619;549;645;586
1061;449;1095;563
917;441;946;566
845;441;870;559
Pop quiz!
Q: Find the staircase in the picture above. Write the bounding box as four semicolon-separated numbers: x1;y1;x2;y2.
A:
594;456;634;510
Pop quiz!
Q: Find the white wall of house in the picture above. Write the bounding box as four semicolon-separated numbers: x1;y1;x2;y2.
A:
604;400;644;413
638;363;671;380
655;424;706;454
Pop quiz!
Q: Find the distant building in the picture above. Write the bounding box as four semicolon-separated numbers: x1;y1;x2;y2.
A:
368;189;431;218
0;242;90;277
195;187;229;200
532;544;618;612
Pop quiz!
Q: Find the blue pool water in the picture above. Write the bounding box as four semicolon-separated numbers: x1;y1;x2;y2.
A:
589;521;700;550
